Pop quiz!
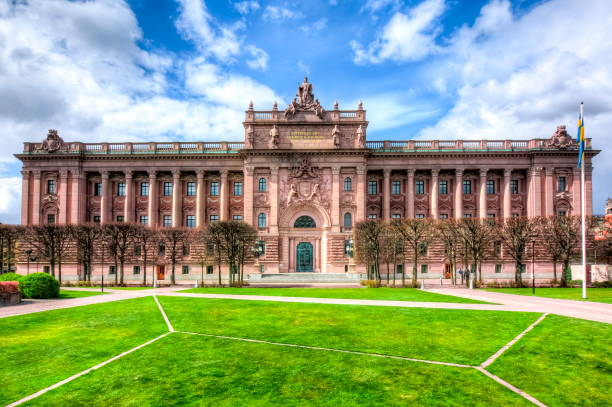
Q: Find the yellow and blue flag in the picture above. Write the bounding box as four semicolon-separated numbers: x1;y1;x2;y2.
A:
577;105;585;167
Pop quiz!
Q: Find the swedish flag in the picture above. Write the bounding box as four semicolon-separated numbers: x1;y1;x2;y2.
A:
577;103;585;167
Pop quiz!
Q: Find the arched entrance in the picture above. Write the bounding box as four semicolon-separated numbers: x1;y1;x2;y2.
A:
296;242;314;272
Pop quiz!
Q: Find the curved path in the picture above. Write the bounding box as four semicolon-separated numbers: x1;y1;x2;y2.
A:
2;286;610;323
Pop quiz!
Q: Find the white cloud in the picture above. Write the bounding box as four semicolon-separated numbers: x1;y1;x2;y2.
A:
245;45;269;70
301;17;327;34
351;0;446;64
0;177;21;224
263;6;301;21
175;0;241;61
360;0;401;14
234;1;260;15
419;0;612;213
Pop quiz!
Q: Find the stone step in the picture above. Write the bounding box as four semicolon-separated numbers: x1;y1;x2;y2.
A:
248;273;362;283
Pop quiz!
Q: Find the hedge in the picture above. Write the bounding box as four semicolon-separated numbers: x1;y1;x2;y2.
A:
19;272;60;299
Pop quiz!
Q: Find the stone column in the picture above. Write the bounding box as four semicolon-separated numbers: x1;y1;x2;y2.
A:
172;170;182;227
383;169;391;220
196;170;206;228
454;169;463;219
269;166;279;233
148;170;158;228
479;168;488;219
572;168;581;216
70;170;86;224
32;171;41;225
544;168;554;217
503;169;512;218
332;166;341;231
356;165;366;222
58;170;69;224
243;166;254;226
124;170;134;223
21;170;30;225
101;171;111;224
528;167;542;217
406;169;414;218
220;170;228;221
430;169;439;219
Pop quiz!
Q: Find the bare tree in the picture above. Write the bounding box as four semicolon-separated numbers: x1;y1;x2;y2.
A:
23;225;72;283
437;219;462;285
500;217;538;286
207;222;226;286
135;225;158;286
354;220;385;283
543;216;582;286
592;215;612;265
393;218;434;287
103;223;139;285
71;223;103;281
457;219;496;285
0;225;22;273
536;217;565;282
159;228;190;285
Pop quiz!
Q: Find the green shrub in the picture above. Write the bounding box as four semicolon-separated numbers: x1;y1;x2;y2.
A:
19;272;60;299
592;280;612;288
0;272;25;284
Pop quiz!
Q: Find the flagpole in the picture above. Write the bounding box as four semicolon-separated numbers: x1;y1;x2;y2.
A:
580;102;587;299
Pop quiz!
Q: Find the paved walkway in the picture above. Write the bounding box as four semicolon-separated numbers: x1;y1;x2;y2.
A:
2;287;611;324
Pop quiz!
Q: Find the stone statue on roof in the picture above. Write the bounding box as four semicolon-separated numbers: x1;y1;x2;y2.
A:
298;77;314;105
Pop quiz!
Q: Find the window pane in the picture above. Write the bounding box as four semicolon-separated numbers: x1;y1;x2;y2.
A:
163;215;172;227
392;180;401;195
186;215;196;228
416;180;424;195
367;214;377;219
209;215;219;223
258;213;267;228
140;182;149;196
117;182;125;196
486;179;495;194
47;214;55;224
210;182;219;196
344;177;352;191
233;215;243;221
186;182;196;196
258;178;267;192
367;180;378;195
163;182;172;196
343;213;352;228
139;215;148;225
94;183;102;196
233;181;243;196
47;180;56;194
439;180;448;195
463;180;472;194
510;180;519;194
557;176;566;192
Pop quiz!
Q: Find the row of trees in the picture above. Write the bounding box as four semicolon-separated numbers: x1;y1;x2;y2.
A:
354;216;606;287
0;221;259;286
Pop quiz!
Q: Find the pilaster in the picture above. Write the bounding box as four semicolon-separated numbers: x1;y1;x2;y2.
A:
148;170;158;228
220;170;228;221
544;168;554;217
20;170;30;225
243;166;254;226
172;170;182;227
124;170;134;223
269;166;279;233
59;169;69;224
383;169;391;220
196;170;206;228
101;171;110;224
356;165;366;222
406;169;414;219
331;166;340;231
479;168;488;219
454;169;463;219
503;169;512;218
572;168;581;216
430;169;439;219
528;167;542;217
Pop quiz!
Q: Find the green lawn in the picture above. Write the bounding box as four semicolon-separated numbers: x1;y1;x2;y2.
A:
27;333;530;407
158;296;537;365
180;286;489;303
489;314;612;407
59;289;108;298
483;287;612;303
0;297;167;406
62;286;154;290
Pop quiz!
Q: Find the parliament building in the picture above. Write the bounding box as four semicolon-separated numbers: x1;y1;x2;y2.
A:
15;79;598;282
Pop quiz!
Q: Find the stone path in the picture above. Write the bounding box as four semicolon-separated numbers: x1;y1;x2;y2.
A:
2;286;611;323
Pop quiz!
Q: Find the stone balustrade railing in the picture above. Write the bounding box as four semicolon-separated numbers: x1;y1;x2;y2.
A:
245;109;366;121
365;138;592;151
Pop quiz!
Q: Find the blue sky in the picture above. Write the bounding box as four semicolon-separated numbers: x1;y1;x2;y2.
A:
0;0;611;222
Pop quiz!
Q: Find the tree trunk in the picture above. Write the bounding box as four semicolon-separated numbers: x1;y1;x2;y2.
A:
412;249;418;287
114;259;118;285
50;262;56;278
552;261;557;283
120;261;125;285
386;262;390;285
515;261;522;286
171;261;176;285
58;261;62;284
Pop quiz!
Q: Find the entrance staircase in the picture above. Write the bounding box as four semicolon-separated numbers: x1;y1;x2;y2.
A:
248;272;362;286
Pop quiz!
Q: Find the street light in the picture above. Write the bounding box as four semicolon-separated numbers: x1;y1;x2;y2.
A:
532;240;536;295
251;240;265;273
24;249;33;275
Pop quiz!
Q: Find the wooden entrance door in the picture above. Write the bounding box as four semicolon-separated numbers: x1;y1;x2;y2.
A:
444;264;452;279
157;265;165;280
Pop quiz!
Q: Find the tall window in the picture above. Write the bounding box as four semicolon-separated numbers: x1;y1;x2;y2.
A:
140;182;149;196
557;176;566;192
186;215;196;228
139;215;148;225
258;213;267;228
163;215;172;227
258;178;267;192
495;264;502;273
117;182;126;197
486;179;495;194
494;241;502;257
183;244;190;256
133;265;141;275
47;214;55;224
463;180;472;194
392;180;401;195
367;180;378;195
558;210;567;217
510;180;519;194
233;181;243;196
134;244;142;256
158;242;165;255
109;265;116;275
182;265;189;274
344;177;352;191
415;180;425;195
343;213;352;229
210;181;219;196
163;182;172;196
94;182;102;196
186;182;196;196
206;265;214;274
439;180;448;195
209;214;219;223
47;179;56;194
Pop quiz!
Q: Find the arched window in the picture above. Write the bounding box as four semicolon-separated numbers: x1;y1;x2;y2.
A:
294;216;316;228
258;178;267;192
343;213;352;229
258;213;267;228
344;177;352;191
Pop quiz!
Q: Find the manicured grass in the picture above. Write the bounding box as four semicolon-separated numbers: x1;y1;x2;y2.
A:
28;333;531;407
62;286;154;290
59;289;108;298
483;287;612;303
180;286;489;303
158;296;539;365
0;297;167;405
490;314;612;407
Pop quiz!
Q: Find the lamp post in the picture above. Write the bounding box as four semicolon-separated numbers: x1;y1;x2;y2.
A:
251;240;265;273
346;238;354;273
25;249;33;275
531;240;535;295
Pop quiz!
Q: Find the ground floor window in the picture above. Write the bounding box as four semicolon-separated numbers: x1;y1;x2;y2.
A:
43;265;50;274
206;265;214;274
133;265;140;275
182;265;189;274
259;264;265;273
420;264;428;274
396;264;404;274
495;264;502;273
109;265;116;275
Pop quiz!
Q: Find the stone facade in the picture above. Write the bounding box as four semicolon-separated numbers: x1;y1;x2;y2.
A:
15;79;599;282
